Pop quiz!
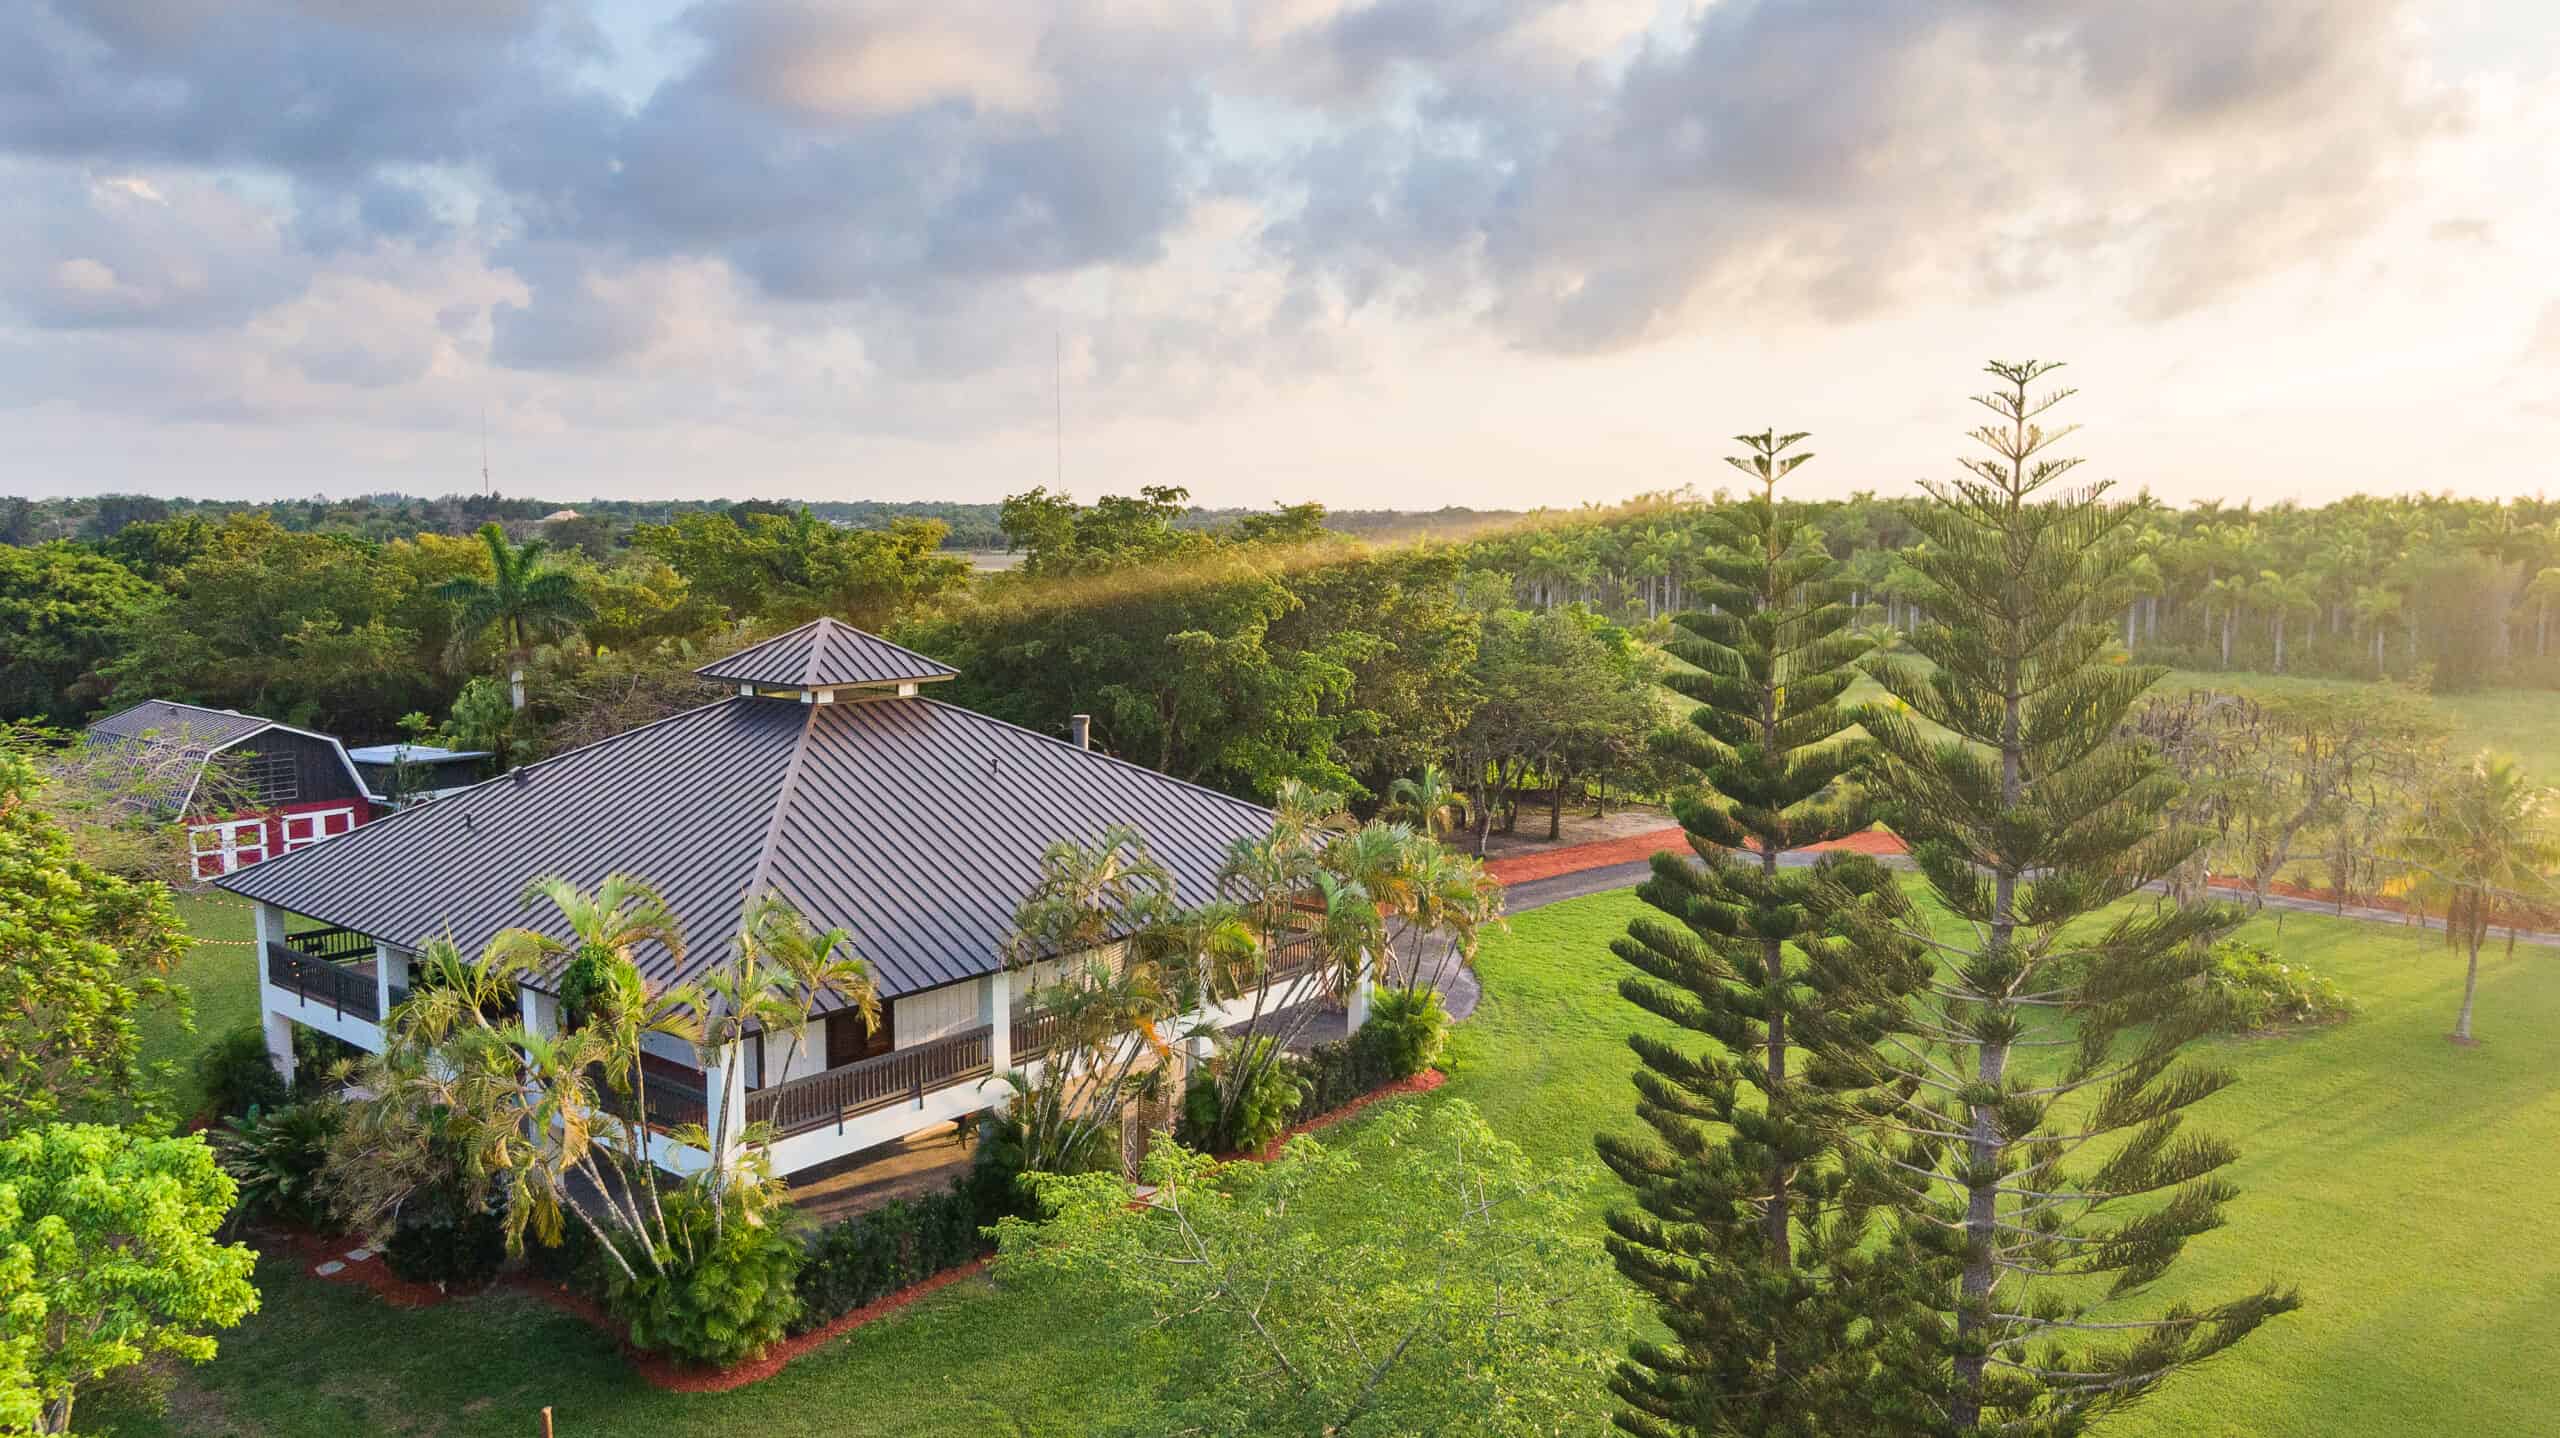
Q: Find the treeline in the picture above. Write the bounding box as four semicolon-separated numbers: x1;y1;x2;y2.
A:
1462;488;2560;691
1;492;1528;556
0;487;1671;844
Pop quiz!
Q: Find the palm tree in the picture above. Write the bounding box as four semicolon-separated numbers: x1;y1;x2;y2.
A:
2391;754;2560;1045
1386;762;1465;841
2252;569;2319;673
2351;583;2403;675
437;521;596;711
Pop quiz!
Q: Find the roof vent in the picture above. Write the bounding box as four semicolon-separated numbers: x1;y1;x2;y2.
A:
1069;714;1091;750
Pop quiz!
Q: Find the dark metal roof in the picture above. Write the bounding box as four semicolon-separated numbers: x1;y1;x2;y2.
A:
695;618;958;690
87;699;273;750
216;694;1272;1002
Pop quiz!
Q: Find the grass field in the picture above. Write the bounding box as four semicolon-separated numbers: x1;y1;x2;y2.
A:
97;887;2560;1436
140;893;261;1120
2158;669;2560;786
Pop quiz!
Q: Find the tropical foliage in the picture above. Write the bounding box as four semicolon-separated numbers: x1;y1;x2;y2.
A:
0;1123;259;1435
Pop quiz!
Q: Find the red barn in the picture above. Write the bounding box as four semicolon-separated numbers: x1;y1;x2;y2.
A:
84;700;377;877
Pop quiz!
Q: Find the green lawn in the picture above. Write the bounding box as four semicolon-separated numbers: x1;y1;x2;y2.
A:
96;889;2560;1436
141;892;262;1121
2161;668;2560;786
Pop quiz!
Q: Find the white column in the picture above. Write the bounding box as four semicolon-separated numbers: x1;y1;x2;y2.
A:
374;941;398;1021
985;970;1012;1075
1346;971;1372;1033
252;903;292;1081
705;1042;748;1170
518;983;556;1039
262;1009;297;1087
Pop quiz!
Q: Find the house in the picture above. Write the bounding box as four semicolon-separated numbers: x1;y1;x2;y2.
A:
85;700;376;878
216;618;1316;1182
343;742;497;806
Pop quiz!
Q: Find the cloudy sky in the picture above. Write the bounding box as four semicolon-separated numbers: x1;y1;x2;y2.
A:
5;0;2556;510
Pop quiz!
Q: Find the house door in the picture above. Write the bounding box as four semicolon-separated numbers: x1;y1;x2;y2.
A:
188;818;269;878
825;1003;894;1067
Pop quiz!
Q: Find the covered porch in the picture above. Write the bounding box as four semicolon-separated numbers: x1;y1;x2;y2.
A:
252;900;411;1070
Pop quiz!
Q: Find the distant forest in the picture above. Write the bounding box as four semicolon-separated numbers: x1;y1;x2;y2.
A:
0;492;1523;553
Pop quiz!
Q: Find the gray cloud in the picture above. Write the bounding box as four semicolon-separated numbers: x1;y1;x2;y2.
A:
0;0;2480;435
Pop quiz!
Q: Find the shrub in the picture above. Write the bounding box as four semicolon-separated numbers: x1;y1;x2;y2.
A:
1363;986;1449;1079
2205;939;2355;1032
602;1188;804;1367
194;1024;288;1120
958;1111;1040;1224
214;1100;343;1227
794;1182;991;1333
522;1213;605;1294
381;1192;507;1292
1179;1039;1305;1155
1295;1030;1398;1122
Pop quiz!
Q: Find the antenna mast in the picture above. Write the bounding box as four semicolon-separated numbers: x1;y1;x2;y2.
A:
1053;329;1063;490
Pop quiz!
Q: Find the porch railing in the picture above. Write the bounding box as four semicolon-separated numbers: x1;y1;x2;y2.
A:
286;925;377;963
265;941;380;1024
1011;1008;1069;1064
744;1024;994;1138
588;1053;709;1133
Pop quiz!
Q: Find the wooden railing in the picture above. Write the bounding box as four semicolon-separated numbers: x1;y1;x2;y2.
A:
265;941;379;1023
1011;1008;1068;1063
744;1024;994;1138
588;1054;709;1132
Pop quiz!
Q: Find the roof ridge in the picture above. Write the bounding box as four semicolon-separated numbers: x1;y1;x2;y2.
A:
911;696;1274;820
731;701;822;945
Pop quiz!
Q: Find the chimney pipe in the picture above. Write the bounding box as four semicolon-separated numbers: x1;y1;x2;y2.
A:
1069;713;1091;750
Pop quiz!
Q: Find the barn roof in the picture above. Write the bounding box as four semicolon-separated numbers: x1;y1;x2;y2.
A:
694;617;958;692
215;690;1270;1002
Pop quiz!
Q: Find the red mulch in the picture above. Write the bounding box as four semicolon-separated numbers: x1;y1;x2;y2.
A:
508;1259;993;1393
1229;1067;1451;1164
268;1227;458;1310
1481;826;1909;885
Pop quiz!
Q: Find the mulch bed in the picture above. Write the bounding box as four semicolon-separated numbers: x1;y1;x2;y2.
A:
507;1258;995;1393
1231;1067;1451;1164
267;1227;458;1310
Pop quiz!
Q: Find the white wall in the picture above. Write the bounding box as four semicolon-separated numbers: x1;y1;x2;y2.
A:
894;980;981;1048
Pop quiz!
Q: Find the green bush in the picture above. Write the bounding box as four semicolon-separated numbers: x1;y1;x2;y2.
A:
215;1101;343;1227
1295;1029;1399;1122
381;1192;507;1292
2205;938;2355;1032
1363;986;1449;1078
195;1024;289;1120
793;1181;991;1333
602;1188;804;1367
1179;1039;1305;1155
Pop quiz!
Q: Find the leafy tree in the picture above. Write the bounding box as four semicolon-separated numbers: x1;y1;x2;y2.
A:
2390;753;2560;1044
632;509;966;628
1451;607;1658;853
993;1100;1633;1437
0;1124;259;1434
1600;430;1915;1438
0;545;159;725
436;522;596;712
1830;361;2297;1432
0;754;190;1133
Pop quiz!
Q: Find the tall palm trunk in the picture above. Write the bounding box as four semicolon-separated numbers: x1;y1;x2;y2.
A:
2453;930;2482;1043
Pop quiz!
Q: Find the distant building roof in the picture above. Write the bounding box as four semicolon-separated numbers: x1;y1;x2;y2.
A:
695;617;959;692
217;690;1270;1003
538;509;582;523
84;700;369;812
344;744;493;766
87;699;274;752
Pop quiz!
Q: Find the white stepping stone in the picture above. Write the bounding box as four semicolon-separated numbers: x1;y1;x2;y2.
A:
347;1248;374;1262
314;1261;345;1276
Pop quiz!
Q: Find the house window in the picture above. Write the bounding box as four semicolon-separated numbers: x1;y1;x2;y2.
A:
187;818;268;878
280;807;357;852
